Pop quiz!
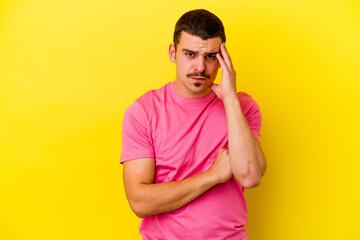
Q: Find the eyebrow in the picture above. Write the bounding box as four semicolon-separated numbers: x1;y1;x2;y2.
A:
182;48;220;55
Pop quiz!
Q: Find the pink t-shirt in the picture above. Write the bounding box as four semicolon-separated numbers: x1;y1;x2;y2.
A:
121;82;262;240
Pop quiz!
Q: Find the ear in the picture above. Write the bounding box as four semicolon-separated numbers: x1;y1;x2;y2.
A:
169;44;176;63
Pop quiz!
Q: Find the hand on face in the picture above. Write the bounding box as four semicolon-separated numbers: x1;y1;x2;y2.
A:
210;43;237;100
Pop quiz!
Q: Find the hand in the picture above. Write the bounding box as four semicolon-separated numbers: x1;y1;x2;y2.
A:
208;148;233;184
210;43;237;100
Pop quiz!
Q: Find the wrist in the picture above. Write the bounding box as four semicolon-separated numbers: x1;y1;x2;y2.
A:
204;168;221;186
222;92;239;104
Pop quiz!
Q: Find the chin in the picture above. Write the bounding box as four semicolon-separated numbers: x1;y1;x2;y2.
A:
191;82;206;89
191;82;213;94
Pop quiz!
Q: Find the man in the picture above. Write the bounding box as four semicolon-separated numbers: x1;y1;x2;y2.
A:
120;9;266;240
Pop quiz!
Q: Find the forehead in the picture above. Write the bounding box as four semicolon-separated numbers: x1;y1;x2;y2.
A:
177;31;222;53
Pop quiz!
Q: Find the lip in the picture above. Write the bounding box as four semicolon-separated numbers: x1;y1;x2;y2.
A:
191;77;207;81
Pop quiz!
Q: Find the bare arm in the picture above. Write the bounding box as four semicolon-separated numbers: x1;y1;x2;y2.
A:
123;148;231;218
223;96;266;188
211;43;267;188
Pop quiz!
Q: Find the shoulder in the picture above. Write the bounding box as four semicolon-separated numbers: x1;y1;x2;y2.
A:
125;83;169;118
238;91;260;106
237;91;261;116
238;91;256;101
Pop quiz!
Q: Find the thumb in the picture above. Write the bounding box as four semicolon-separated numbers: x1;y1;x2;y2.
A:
210;83;218;92
210;83;222;98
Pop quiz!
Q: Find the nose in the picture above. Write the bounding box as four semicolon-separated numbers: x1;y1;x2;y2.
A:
195;57;206;72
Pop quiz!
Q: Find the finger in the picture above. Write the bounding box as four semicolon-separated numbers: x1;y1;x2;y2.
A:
216;52;229;73
210;83;222;98
210;83;218;91
221;43;234;70
221;43;234;69
210;83;219;94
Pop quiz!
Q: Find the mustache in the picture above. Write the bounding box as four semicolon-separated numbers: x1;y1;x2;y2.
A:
186;72;210;79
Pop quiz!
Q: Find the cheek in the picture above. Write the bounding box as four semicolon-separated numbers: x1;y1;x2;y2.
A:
208;62;219;72
181;62;193;73
176;60;187;71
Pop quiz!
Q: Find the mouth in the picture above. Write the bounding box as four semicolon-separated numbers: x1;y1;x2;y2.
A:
191;77;207;81
187;72;210;80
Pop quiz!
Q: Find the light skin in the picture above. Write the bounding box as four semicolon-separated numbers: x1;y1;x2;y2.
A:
169;32;222;98
211;43;267;188
123;31;266;218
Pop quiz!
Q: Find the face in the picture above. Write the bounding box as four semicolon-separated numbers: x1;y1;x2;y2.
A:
169;31;222;98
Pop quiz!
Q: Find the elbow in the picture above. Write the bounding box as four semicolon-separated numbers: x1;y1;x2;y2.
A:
126;185;158;218
235;169;263;189
240;175;261;188
132;207;146;219
128;200;150;218
239;155;267;188
135;212;147;219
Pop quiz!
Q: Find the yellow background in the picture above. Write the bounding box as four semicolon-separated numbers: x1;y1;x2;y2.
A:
1;0;359;239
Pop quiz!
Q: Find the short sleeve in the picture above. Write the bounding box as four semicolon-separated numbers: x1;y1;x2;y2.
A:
120;102;155;164
238;92;262;143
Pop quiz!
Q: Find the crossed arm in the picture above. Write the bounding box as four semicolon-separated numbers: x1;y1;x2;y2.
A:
210;43;266;188
123;148;231;218
122;43;266;218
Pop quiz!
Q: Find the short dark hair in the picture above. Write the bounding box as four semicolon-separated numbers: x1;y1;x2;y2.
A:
173;9;226;49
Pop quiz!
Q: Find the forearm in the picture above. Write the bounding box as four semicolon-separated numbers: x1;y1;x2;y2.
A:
223;94;266;188
131;169;217;218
